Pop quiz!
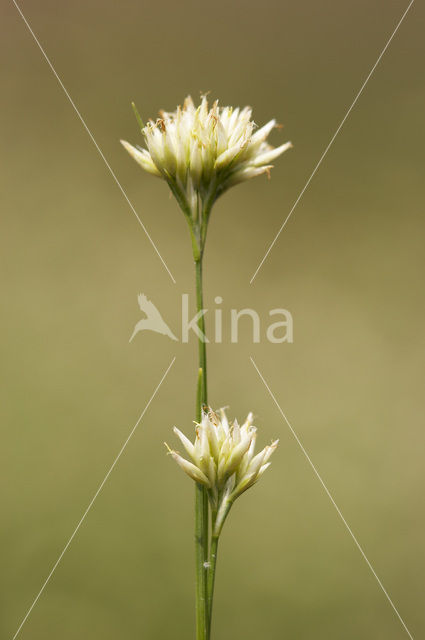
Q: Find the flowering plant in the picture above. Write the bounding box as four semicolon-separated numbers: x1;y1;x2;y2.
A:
123;95;290;639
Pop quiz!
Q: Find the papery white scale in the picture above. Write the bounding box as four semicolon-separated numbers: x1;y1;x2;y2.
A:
121;95;292;220
166;407;278;535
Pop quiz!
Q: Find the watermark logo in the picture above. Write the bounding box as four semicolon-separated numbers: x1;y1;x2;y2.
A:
129;294;178;342
130;293;293;344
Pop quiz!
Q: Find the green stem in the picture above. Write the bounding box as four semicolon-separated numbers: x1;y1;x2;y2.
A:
207;535;219;637
195;483;208;640
195;255;209;640
195;258;208;405
206;498;232;635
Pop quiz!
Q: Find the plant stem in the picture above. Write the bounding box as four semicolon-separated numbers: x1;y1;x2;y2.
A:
206;498;233;634
195;258;208;405
195;255;209;640
207;535;219;637
195;484;208;640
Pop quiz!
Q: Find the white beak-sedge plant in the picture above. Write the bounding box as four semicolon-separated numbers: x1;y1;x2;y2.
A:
122;95;291;640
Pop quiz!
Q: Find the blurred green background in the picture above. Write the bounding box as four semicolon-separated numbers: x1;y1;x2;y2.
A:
1;0;424;638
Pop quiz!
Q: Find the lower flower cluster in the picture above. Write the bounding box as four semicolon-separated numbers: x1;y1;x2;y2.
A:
166;407;278;535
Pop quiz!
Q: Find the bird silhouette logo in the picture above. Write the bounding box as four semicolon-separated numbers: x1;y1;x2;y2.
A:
129;294;178;343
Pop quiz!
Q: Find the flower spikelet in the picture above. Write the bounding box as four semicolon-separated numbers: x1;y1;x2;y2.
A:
166;407;278;535
121;95;292;221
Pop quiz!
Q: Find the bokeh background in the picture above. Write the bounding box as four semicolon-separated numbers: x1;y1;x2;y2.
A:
1;0;424;638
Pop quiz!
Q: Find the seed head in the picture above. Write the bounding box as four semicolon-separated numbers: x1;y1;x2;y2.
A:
166;407;278;536
121;95;292;222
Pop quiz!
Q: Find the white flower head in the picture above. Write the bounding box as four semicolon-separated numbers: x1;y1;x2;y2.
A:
121;95;292;224
166;407;278;536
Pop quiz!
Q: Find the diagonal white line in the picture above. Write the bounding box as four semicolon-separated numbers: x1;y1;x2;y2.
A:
11;0;176;285
250;356;414;639
250;0;415;284
11;356;176;640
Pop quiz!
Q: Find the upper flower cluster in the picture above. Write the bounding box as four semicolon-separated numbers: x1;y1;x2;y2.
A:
167;407;278;535
121;95;291;223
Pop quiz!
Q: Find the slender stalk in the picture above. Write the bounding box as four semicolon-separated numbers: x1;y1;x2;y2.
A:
195;483;208;640
207;534;219;637
195;254;209;640
206;499;232;635
195;258;208;405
